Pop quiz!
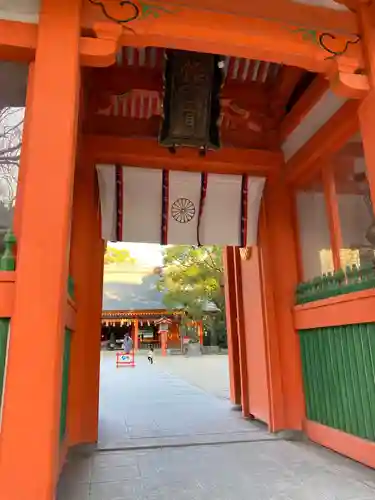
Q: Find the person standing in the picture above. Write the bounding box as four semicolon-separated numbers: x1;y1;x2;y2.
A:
147;346;154;364
122;333;133;354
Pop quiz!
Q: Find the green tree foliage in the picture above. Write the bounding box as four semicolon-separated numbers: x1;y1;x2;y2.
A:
157;246;226;346
104;246;135;265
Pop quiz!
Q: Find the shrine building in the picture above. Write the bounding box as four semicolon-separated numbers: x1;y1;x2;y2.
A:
1;0;375;498
100;261;188;350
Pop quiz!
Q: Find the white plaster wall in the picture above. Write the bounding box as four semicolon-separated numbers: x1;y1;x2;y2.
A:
297;192;331;280
297;191;372;280
338;194;372;249
292;0;348;10
283;91;347;161
0;0;40;23
0;62;28;108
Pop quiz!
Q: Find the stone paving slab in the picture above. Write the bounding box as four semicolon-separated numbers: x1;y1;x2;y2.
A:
97;352;270;450
58;440;375;500
57;352;375;499
155;354;230;400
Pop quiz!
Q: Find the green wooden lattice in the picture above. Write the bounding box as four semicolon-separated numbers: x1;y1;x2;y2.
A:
299;324;375;441
296;263;375;304
59;329;72;443
0;319;9;410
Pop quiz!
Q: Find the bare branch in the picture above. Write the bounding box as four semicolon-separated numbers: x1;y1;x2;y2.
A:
0;106;24;205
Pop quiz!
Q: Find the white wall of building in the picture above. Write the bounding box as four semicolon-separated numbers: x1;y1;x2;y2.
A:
297;191;372;281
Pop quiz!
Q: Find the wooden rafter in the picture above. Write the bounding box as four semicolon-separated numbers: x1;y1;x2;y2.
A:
270;66;305;119
86;66;270;109
285;99;360;186
280;76;329;141
83;115;160;137
83;114;277;150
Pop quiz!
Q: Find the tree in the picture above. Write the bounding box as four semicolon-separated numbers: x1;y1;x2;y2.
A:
157;245;226;346
0;107;23;253
0;107;23;205
104;245;135;265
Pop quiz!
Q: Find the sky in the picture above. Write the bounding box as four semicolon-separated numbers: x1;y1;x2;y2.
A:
108;241;164;266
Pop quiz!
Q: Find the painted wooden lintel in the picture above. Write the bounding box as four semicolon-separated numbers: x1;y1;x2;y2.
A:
0;20;120;68
0;271;16;318
0;12;363;74
0;271;76;330
294;289;375;330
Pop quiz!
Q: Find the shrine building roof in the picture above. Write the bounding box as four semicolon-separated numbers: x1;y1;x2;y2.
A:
102;262;168;312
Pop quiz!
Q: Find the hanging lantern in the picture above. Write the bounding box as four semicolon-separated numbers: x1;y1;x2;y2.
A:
154;317;173;332
159;50;223;153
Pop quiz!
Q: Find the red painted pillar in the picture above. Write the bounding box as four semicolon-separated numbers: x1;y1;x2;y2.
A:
223;247;242;406
134;319;139;351
67;158;104;447
0;1;82;497
161;330;167;356
259;176;305;432
233;247;250;417
197;321;204;345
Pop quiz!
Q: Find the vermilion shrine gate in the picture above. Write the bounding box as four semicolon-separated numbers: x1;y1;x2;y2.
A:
1;0;375;498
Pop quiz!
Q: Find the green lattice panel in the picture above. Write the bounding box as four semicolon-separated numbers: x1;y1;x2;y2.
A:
299;324;375;440
59;329;72;443
0;319;9;409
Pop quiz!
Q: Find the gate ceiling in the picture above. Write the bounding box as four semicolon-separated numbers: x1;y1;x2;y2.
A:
84;46;315;151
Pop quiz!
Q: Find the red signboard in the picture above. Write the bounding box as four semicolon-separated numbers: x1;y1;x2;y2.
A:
116;350;135;368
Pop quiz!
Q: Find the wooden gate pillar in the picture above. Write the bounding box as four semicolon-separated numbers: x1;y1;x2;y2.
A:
133;319;139;351
67;158;104;446
259;176;305;432
0;0;82;497
357;1;375;211
223;247;242;406
160;330;167;356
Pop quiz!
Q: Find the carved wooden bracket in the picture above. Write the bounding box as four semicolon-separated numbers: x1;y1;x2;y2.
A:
328;69;369;99
327;60;370;98
80;22;122;67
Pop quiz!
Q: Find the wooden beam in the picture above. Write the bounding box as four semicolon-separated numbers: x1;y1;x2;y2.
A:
0;20;37;62
82;0;357;44
0;20;119;68
323;165;343;271
280;76;329;140
285;99;359;186
81;2;361;74
82;135;282;176
336;141;364;159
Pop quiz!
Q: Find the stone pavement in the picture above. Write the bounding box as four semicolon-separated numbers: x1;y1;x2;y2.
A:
155;353;230;400
57;352;375;500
